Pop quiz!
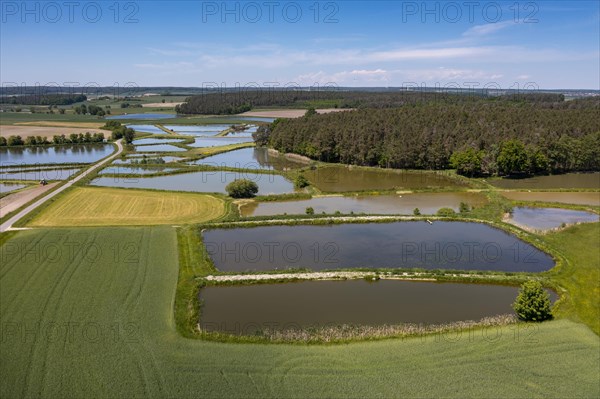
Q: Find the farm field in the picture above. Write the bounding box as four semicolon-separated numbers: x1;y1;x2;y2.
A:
26;187;226;227
0;227;599;398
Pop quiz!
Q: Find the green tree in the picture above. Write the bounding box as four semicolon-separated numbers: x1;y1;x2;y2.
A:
497;139;529;175
294;174;309;189
225;179;259;198
459;202;470;214
123;128;136;144
252;125;271;146
305;207;315;215
7;135;24;146
512;280;553;322
0;136;6;146
449;148;484;177
413;208;421;216
305;107;317;117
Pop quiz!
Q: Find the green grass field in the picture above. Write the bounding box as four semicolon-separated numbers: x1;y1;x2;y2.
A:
545;223;600;334
0;227;598;398
26;187;226;227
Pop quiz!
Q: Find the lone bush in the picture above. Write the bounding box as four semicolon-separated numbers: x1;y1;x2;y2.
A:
294;174;309;189
413;208;421;216
512;280;553;322
225;179;259;198
436;207;456;217
305;207;315;215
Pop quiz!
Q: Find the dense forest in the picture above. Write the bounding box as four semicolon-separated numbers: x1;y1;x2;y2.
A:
176;90;569;115
262;99;600;175
0;94;87;105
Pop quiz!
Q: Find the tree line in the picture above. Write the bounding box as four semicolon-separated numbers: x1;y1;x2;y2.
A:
262;100;600;175
0;94;87;105
1;132;105;147
176;90;570;115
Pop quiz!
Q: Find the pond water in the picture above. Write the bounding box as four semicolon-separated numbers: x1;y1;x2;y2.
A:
0;183;27;194
112;156;186;164
106;113;176;120
90;170;295;195
199;280;552;334
228;116;275;123
501;191;600;206
305;167;464;192
133;137;184;145
191;148;304;171
490;173;600;189
163;125;230;136
0;168;80;181
240;193;488;217
509;207;599;230
99;166;179;175
225;125;257;138
203;222;555;273
134;144;187;153
189;137;254;148
126;125;166;135
0;144;113;166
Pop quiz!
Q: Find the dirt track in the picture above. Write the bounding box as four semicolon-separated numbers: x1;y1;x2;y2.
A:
0;183;58;217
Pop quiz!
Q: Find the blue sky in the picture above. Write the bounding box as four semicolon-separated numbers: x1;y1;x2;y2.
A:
1;1;599;89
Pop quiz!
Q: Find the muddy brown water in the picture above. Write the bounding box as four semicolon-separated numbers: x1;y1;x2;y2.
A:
198;280;557;334
240;192;488;217
304;167;464;192
501;191;600;206
490;173;600;189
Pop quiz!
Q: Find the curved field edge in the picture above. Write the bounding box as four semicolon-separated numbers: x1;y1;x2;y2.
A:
24;186;229;227
0;227;598;398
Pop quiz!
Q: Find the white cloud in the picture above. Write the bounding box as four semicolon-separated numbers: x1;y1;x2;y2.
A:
463;20;517;37
294;69;391;85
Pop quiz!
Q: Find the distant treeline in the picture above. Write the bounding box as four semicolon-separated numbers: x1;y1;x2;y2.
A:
176;90;569;115
0;94;87;105
0;132;105;147
263;100;600;175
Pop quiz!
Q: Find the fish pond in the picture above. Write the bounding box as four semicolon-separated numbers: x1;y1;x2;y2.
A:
203;222;555;273
305;167;464;192
501;191;600;206
191;148;304;170
90;170;295;195
134;144;187;153
0;144;113;166
99;166;179;175
163;125;230;136
126;125;167;135
490;173;600;189
240;192;488;217
0;183;27;194
133;137;185;145
199;280;556;334
189;137;254;148
508;207;599;231
112;156;186;164
0;168;80;181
